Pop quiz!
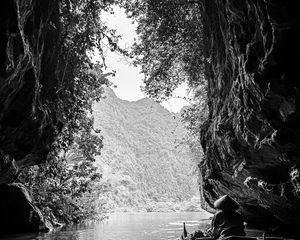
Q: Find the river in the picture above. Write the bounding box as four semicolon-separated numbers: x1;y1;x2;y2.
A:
1;211;213;240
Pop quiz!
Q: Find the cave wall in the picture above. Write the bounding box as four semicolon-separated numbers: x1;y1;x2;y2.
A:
200;0;300;227
0;0;63;233
0;183;51;233
0;0;62;183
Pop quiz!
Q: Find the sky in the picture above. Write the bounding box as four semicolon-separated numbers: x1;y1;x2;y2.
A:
93;7;190;113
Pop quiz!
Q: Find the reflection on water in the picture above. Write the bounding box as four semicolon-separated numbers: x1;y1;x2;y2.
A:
1;212;212;240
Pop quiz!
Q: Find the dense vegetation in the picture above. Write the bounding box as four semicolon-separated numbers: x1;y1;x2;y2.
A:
19;116;106;224
17;0;122;224
93;88;201;212
122;0;209;138
120;2;210;203
17;0;209;224
119;0;210;212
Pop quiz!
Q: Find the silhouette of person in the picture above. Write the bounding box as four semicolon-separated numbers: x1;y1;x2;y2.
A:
208;195;245;239
181;195;245;240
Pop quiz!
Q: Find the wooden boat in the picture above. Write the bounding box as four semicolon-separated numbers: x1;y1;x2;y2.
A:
180;224;296;240
193;236;297;240
194;236;291;240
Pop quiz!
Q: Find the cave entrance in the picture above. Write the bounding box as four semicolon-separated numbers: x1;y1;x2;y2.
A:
0;2;210;237
89;6;207;214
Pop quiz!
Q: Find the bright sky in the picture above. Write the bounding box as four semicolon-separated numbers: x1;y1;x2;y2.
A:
93;7;190;113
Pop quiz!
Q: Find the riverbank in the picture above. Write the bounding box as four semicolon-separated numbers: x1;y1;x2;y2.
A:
106;196;204;213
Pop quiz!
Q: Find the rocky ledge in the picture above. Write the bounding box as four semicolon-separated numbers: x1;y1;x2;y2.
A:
200;0;300;234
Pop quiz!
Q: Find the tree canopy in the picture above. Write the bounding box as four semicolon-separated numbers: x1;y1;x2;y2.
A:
19;0;123;224
54;0;118;149
121;0;209;136
122;0;208;103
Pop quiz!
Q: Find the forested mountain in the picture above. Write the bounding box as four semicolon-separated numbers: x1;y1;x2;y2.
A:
93;88;200;212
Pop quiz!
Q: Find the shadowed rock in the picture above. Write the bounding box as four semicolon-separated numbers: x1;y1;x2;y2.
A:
199;0;300;232
0;0;62;233
0;183;51;234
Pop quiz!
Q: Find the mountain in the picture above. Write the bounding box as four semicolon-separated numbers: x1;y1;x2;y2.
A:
93;87;200;212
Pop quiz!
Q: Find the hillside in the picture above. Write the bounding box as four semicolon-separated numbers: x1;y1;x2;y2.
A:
93;88;200;212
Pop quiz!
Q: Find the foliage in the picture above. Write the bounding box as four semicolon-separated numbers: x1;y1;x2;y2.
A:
19;0;125;223
54;0;114;149
183;85;208;129
18;0;210;222
122;0;210;168
20;114;107;223
93;88;200;212
122;0;208;102
20;157;104;223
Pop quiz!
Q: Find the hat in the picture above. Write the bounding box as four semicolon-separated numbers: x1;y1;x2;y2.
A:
214;195;239;211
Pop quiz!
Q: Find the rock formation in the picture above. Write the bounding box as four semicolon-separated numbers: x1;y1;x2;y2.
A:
1;0;300;235
0;183;51;233
0;0;62;233
200;0;300;231
0;0;61;183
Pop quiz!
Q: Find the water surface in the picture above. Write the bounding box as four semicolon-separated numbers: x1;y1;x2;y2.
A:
1;212;212;240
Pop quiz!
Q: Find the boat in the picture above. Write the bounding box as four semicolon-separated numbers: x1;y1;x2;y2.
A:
193;236;293;240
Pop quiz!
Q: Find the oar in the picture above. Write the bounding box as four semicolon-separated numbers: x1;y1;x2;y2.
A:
181;222;188;239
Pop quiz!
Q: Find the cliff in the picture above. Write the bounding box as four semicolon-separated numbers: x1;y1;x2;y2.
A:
200;0;300;231
0;0;63;233
0;0;61;183
93;88;200;212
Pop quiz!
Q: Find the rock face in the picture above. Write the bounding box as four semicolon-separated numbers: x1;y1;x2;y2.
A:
0;0;62;233
200;0;300;229
0;183;51;234
0;0;61;182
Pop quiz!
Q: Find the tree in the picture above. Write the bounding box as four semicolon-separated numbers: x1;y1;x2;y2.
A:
122;0;208;102
54;0;117;149
19;109;108;223
122;0;209;155
20;152;106;224
18;0;125;224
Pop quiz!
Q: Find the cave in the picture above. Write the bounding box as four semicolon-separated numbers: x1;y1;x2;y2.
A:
1;0;300;237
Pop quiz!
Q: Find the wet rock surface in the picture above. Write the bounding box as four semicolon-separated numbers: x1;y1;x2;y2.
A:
0;0;62;233
0;0;61;183
0;183;51;234
200;0;300;231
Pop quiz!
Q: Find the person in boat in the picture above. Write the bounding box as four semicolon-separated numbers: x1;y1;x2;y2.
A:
181;195;245;240
207;195;245;239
